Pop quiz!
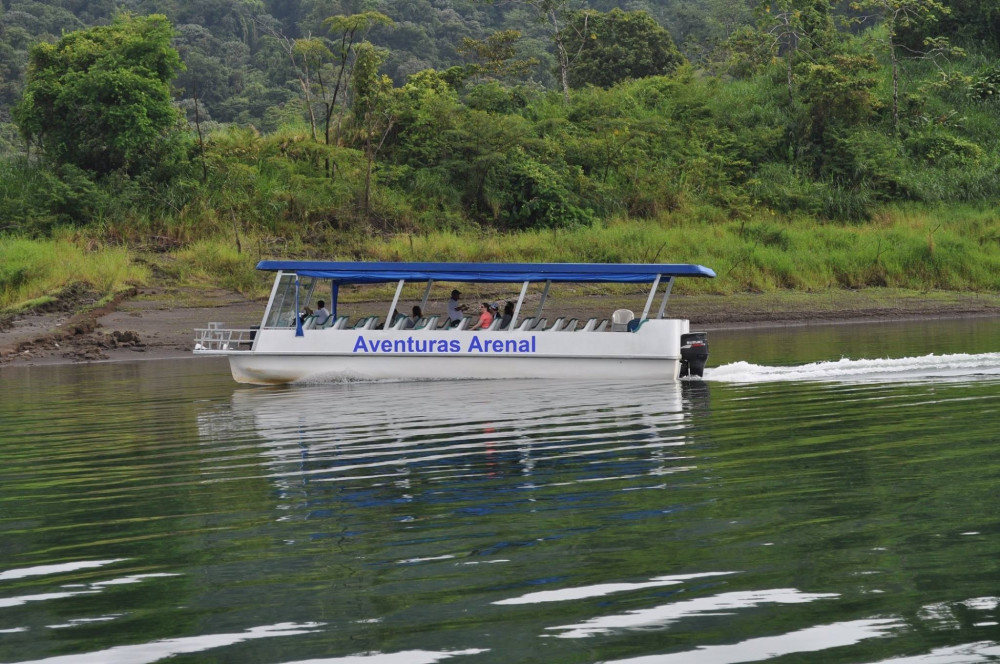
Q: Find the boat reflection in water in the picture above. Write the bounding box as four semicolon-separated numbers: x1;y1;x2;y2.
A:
199;379;700;510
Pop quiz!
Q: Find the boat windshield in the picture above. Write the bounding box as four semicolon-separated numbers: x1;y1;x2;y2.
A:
264;274;322;328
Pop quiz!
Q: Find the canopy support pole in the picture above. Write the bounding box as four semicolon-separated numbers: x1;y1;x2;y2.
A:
331;283;339;319
294;274;304;337
534;281;551;320
384;279;405;330
509;281;529;331
419;280;434;312
656;277;674;319
641;274;661;321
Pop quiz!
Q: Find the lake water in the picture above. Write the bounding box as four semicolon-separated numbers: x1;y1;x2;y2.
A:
2;317;1000;664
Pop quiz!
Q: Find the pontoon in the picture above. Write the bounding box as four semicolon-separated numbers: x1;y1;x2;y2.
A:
194;261;716;384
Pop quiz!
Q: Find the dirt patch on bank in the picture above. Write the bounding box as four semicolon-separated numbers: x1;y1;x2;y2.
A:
0;285;263;366
2;286;998;368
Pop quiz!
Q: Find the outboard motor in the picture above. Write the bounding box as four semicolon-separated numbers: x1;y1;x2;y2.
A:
679;332;709;378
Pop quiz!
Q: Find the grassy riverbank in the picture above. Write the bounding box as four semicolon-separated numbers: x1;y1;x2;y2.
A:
2;204;999;315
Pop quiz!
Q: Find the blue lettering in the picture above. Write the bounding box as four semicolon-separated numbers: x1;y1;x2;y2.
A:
353;335;368;352
449;339;461;353
467;336;484;353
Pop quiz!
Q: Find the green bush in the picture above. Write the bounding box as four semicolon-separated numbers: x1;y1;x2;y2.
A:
483;149;594;229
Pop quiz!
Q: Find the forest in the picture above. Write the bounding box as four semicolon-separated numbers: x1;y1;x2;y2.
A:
1;0;1000;307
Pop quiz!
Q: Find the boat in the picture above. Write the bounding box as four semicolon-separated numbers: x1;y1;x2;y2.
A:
193;261;716;385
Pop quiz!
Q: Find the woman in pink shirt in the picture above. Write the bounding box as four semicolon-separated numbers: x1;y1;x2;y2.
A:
471;302;494;330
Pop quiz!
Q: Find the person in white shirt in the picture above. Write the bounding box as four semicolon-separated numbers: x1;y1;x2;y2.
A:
313;300;331;326
446;289;466;327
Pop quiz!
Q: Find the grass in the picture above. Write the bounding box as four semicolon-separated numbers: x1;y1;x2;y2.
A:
0;233;149;311
2;204;998;313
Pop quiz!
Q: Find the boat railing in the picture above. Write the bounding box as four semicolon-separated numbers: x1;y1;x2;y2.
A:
194;323;256;351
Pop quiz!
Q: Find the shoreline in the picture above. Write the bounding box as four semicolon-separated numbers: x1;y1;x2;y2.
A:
2;287;998;368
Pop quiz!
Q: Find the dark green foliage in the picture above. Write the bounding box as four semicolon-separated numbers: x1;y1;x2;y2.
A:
905;128;983;165
967;65;1000;100
14;14;185;177
918;0;1000;50
465;82;531;114
2;0;1000;236
558;9;685;89
483;148;594;229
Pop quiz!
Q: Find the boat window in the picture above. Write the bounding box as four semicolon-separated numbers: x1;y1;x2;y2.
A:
264;274;321;328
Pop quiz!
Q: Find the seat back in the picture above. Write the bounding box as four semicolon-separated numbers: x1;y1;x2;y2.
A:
596;319;609;332
563;318;578;332
611;309;634;331
517;318;535;331
487;318;502;331
331;315;349;329
581;318;597;332
415;315;439;330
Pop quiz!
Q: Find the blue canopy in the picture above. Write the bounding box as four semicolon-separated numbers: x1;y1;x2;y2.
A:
256;261;716;284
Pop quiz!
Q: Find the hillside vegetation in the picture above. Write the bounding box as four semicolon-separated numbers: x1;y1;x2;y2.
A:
0;0;999;308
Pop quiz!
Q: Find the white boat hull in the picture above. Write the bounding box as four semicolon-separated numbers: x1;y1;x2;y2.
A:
197;319;690;385
225;353;681;384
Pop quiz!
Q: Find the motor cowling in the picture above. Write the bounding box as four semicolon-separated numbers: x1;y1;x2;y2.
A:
679;332;709;378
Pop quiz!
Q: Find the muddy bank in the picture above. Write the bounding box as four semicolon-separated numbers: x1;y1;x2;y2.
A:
2;286;998;368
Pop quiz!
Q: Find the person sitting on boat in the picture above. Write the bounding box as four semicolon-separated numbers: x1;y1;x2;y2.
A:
313;301;331;326
471;302;494;330
391;308;408;326
447;289;466;327
499;301;514;330
405;305;422;329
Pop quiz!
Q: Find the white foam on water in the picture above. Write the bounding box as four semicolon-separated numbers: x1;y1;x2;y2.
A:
706;353;1000;384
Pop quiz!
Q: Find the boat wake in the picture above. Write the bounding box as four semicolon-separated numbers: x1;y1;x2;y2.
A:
706;352;1000;384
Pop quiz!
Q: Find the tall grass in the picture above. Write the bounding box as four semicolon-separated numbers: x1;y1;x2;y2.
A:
164;239;270;296
365;206;1000;294
0;234;149;310
4;205;997;309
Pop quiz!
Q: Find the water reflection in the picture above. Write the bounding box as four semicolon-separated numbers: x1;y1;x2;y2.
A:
16;622;326;664
198;379;694;504
604;618;904;664
546;588;842;639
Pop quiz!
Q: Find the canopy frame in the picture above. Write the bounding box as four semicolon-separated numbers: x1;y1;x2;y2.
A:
262;261;715;332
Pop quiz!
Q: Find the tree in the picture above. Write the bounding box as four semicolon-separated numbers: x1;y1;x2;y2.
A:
756;0;838;104
351;42;395;218
261;11;392;172
14;13;185;177
556;9;685;89
479;0;576;102
851;0;959;132
457;29;538;83
322;12;393;148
